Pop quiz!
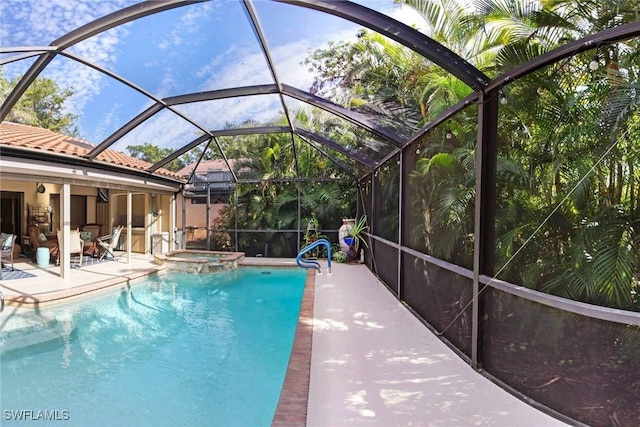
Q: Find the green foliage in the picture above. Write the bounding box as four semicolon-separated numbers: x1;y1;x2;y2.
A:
0;69;78;135
408;124;477;268
332;250;347;263
348;216;369;251
489;22;640;312
214;110;358;256
537;207;640;310
381;0;640;311
376;161;400;242
126;142;193;172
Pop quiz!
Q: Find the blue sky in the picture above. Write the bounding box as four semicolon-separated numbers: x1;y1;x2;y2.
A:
0;0;427;153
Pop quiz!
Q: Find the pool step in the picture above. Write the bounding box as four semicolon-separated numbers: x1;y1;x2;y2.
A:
0;315;76;360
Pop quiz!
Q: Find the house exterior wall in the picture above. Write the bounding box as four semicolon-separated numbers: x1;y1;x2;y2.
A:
1;180;43;240
173;192;228;243
0;180;97;234
0;180;116;252
185;202;226;227
98;192;176;253
175;194;228;227
0;179;177;255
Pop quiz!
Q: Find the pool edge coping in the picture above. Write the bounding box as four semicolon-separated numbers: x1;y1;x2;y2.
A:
2;265;167;308
272;268;314;427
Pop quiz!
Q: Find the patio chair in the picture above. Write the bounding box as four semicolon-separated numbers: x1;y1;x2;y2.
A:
28;224;58;262
0;233;16;272
97;225;123;260
56;229;84;267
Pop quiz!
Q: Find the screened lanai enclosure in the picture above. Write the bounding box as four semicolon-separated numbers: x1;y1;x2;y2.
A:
2;0;640;425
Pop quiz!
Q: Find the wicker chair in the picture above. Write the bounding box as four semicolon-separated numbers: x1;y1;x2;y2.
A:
28;224;58;262
0;233;16;273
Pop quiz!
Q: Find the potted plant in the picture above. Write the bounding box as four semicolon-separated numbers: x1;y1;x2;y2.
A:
346;216;368;262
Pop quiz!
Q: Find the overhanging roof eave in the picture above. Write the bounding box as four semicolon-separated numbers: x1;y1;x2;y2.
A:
0;145;184;188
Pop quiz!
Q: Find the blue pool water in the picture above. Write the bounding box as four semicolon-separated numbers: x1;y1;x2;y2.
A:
1;268;306;426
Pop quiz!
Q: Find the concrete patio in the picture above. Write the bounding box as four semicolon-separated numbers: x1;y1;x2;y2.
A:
0;253;164;309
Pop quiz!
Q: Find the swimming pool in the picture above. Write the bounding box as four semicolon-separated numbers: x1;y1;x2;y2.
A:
1;268;306;426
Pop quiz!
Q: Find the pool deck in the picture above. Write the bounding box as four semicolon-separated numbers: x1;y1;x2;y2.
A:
306;261;568;427
1;255;568;426
0;253;165;309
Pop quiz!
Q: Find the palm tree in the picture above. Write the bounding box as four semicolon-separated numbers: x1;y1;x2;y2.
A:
397;0;640;310
486;1;640;310
219;109;357;256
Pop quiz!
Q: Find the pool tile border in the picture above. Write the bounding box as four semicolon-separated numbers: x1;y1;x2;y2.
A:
271;268;315;427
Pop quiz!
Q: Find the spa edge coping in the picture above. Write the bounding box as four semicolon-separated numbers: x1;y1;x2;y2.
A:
152;249;245;264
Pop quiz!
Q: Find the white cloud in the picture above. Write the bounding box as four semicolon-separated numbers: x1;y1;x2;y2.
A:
196;26;359;102
1;0;133;140
39;27;128;124
111;21;366;149
271;41;317;90
1;0;132;47
111;109;201;152
179;31;352;132
197;44;272;91
108;94;285;152
92;101;123;142
387;4;429;32
154;2;216;97
159;1;214;48
174;95;284;132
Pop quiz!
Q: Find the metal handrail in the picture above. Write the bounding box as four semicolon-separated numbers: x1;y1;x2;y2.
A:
296;238;332;274
0;289;4;313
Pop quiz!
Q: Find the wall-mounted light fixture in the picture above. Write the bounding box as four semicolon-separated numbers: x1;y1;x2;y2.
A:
36;183;46;194
445;129;453;140
151;193;159;217
589;55;600;71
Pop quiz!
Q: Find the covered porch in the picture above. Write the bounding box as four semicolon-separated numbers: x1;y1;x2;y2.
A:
0;123;183;279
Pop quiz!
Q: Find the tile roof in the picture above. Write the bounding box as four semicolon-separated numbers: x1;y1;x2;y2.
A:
0;121;182;180
175;158;233;178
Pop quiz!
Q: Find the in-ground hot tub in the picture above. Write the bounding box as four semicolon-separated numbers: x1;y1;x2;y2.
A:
153;250;244;273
